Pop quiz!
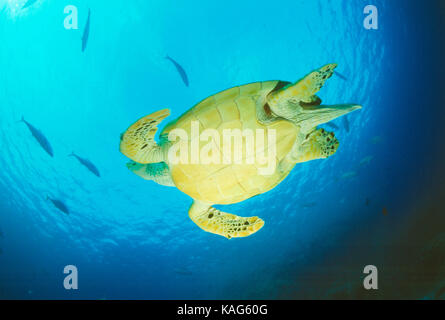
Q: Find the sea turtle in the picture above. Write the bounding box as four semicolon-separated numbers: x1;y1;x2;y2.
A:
120;64;361;239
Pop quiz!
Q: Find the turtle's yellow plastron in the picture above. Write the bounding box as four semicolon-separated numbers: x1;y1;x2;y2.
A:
120;64;362;239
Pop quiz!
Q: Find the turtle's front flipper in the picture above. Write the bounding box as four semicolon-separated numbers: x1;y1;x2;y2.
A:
120;109;170;164
290;128;339;163
188;200;264;239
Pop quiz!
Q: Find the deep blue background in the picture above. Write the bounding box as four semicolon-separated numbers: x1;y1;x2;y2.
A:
0;0;444;299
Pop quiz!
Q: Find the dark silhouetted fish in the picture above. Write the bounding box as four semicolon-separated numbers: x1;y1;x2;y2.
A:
370;136;383;145
325;122;340;130
334;71;348;81
359;155;374;167
166;55;189;87
301;202;316;208
340;170;358;180
22;0;38;9
20;117;54;157
81;9;91;52
342;115;350;132
46;196;70;215
382;207;388;216
69;152;101;177
365;198;370;206
174;268;193;276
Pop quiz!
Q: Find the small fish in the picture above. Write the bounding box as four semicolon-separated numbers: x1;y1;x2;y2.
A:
334;71;348;81
359;155;374;167
342;115;350;132
174;268;193;276
370;136;383;145
340;171;358;180
325;122;340;130
81;9;91;52
365;198;370;206
166;55;189;87
69;152;101;177
46;196;70;215
382;207;388;216
22;0;38;9
20;117;54;157
301;202;316;208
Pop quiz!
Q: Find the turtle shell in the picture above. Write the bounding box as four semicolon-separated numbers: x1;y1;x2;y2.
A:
161;81;298;205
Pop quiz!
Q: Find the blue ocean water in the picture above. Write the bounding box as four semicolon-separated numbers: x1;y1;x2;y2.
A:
0;0;444;299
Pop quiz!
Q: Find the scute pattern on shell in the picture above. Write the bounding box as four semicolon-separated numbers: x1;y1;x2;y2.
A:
162;81;299;205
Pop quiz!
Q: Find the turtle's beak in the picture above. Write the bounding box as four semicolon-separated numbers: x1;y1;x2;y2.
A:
298;104;362;132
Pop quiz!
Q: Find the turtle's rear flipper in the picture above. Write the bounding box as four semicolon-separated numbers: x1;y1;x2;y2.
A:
291;128;340;163
120;109;170;163
189;200;264;239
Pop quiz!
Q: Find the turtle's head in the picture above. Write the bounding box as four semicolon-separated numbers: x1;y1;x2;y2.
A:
267;64;361;133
